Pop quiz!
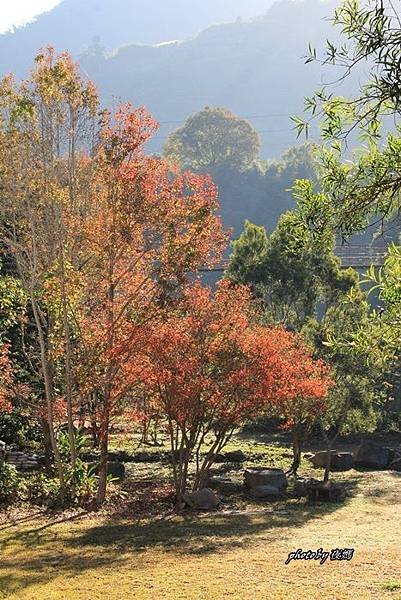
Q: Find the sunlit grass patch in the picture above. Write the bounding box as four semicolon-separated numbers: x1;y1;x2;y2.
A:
381;580;401;591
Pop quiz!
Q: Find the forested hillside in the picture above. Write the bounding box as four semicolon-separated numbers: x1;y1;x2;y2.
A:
0;0;273;76
82;0;342;158
0;0;364;159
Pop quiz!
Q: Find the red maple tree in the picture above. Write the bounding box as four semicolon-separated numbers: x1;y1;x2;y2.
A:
71;105;227;502
131;280;331;501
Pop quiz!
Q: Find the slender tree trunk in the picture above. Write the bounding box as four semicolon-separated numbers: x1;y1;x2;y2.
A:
90;396;100;449
31;297;64;487
141;419;149;445
322;427;341;484
59;242;77;487
96;402;110;504
193;428;233;491
96;268;114;505
288;429;302;476
323;439;333;484
39;416;53;473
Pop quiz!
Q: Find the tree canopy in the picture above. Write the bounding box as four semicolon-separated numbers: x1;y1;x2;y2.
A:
163;107;261;172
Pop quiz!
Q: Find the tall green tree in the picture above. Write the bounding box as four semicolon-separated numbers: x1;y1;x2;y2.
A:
291;0;401;433
304;287;383;480
293;0;401;236
163;106;261;172
227;212;356;329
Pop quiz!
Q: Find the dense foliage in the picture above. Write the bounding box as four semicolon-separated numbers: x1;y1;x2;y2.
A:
0;1;400;508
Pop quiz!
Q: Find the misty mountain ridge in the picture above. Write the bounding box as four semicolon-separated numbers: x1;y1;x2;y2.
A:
0;0;275;77
79;0;362;158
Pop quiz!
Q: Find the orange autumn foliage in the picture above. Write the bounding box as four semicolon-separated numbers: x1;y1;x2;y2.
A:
67;104;227;501
75;104;227;411
136;280;331;429
0;344;14;413
126;280;331;496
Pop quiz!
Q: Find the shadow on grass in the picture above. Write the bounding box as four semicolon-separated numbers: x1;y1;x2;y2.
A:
71;495;356;555
359;470;401;504
0;510;45;532
0;477;361;596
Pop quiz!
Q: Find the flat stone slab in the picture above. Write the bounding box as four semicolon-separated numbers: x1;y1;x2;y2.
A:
208;476;244;495
354;441;391;469
183;488;220;510
250;485;280;498
309;451;354;471
244;467;288;491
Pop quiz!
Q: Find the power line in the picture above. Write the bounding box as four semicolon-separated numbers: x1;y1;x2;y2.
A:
152;127;320;142
157;112;298;126
152;129;285;141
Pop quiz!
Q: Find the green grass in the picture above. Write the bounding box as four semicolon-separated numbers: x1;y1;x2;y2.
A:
382;581;401;592
1;431;400;599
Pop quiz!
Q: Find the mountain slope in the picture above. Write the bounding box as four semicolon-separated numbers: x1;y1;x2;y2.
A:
0;0;274;77
81;0;359;158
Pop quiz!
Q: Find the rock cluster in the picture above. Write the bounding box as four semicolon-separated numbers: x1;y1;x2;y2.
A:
6;450;39;471
308;441;401;472
183;488;220;510
244;467;288;498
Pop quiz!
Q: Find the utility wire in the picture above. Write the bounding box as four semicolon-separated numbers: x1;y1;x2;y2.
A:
157;112;298;126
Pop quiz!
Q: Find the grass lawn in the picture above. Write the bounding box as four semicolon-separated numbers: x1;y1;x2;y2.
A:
1;433;400;599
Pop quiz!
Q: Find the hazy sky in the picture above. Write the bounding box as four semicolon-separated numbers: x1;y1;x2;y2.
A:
0;1;61;33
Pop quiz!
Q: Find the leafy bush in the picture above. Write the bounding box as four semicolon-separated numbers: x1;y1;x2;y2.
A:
57;428;90;461
0;462;23;504
0;411;42;448
23;473;61;506
57;429;101;507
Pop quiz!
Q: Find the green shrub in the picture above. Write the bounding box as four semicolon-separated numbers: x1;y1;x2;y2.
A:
23;473;61;506
57;429;100;507
0;463;23;504
0;411;42;448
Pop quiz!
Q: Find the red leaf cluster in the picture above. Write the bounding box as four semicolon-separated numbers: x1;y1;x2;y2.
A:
0;344;15;412
128;280;332;430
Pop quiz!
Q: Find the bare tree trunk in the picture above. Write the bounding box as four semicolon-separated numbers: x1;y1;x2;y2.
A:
59;241;77;488
287;429;302;476
96;271;114;505
141;418;149;445
323;438;333;484
89;394;100;449
321;402;349;484
39;416;53;473
322;427;341;484
31;297;64;487
96;402;110;505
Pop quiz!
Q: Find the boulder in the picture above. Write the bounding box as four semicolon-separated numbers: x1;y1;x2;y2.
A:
307;480;346;503
223;450;247;462
309;451;354;471
211;453;226;463
183;488;220;510
107;461;125;479
244;467;287;492
133;451;166;463
208;476;243;495
250;485;280;498
387;448;401;465
354;441;391;469
6;451;39;471
88;461;125;479
81;452;100;463
290;477;317;499
389;458;401;472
